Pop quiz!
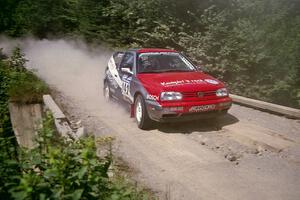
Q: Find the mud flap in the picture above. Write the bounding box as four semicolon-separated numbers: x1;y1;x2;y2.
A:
130;104;135;118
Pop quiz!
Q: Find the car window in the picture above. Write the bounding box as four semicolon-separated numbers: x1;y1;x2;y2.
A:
113;52;124;67
119;52;134;71
137;52;196;73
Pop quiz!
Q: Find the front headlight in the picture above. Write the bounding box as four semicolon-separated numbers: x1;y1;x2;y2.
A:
216;88;228;97
160;92;182;101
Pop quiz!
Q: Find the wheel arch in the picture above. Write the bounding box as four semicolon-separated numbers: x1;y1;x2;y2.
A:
133;91;143;101
131;91;144;118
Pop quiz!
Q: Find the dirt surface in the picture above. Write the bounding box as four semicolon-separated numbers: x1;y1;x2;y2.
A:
9;39;300;200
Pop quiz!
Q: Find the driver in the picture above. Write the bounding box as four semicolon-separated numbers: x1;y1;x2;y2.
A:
139;55;160;72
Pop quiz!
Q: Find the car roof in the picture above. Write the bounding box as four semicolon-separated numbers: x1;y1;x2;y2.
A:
129;48;177;53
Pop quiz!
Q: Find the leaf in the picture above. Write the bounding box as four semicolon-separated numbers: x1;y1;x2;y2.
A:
39;193;46;200
111;193;121;200
72;189;84;200
78;166;88;179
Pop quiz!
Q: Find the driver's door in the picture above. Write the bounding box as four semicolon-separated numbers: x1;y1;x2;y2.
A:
118;52;134;102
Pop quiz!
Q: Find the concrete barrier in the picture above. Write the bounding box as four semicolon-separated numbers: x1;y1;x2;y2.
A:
43;95;66;119
43;94;85;139
9;102;43;148
230;94;300;119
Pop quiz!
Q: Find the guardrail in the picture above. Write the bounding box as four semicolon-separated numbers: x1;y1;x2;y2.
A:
230;94;300;119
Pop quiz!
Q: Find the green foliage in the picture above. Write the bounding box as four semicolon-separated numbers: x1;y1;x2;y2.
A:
0;136;19;198
0;49;13;137
8;70;49;104
0;113;153;199
6;47;49;104
8;47;28;70
178;0;300;108
14;0;79;38
0;0;21;36
8;113;110;199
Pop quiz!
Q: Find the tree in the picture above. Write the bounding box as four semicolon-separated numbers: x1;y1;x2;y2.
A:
15;0;78;38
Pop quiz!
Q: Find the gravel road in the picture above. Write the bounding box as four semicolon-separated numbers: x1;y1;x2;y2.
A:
12;39;300;200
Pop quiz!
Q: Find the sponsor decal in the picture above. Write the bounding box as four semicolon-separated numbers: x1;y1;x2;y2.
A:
161;80;185;86
146;94;159;101
121;75;134;102
204;79;219;85
121;75;132;96
160;79;204;87
108;56;122;87
189;104;216;112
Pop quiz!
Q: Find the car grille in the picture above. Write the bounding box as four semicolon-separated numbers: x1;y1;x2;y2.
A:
182;91;216;100
182;91;216;97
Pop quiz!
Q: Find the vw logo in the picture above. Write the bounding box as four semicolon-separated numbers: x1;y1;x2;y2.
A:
197;92;204;97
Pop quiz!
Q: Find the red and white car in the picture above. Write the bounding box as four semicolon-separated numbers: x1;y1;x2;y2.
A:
103;48;232;129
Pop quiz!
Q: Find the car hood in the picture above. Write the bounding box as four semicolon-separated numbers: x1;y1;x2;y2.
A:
137;71;225;95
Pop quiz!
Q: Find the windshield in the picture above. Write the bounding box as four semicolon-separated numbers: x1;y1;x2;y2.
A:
137;52;196;73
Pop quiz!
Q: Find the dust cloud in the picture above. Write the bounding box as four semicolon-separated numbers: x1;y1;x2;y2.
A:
1;36;110;93
0;36;131;123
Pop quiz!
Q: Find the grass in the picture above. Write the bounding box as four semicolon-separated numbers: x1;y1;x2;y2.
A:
8;70;49;104
1;47;49;104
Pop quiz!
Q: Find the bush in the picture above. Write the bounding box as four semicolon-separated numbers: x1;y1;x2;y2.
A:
0;113;153;200
0;49;13;137
8;114;111;199
8;70;49;104
6;47;49;104
0;136;19;199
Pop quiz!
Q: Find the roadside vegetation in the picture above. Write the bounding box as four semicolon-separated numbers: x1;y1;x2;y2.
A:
0;49;153;199
0;47;48;136
0;113;153;200
6;47;49;104
1;47;48;139
1;0;299;108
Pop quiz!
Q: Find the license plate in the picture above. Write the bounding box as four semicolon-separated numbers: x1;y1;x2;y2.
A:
189;104;216;112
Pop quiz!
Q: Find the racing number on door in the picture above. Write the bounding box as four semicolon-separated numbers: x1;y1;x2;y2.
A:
122;81;130;95
121;75;132;98
119;52;134;100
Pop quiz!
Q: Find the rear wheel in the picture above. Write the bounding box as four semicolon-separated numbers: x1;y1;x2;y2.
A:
103;82;111;101
134;95;152;130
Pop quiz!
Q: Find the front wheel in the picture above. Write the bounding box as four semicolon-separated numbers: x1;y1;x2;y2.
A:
134;95;152;130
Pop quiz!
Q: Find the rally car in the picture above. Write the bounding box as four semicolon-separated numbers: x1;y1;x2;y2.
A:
103;48;232;129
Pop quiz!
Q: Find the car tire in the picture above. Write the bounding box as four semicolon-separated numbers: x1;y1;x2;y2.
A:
103;82;111;101
134;95;152;130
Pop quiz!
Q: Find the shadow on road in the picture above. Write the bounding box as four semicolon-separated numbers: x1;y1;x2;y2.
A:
110;98;239;134
151;113;239;134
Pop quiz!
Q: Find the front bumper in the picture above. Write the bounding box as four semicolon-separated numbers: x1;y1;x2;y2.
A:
145;97;232;122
